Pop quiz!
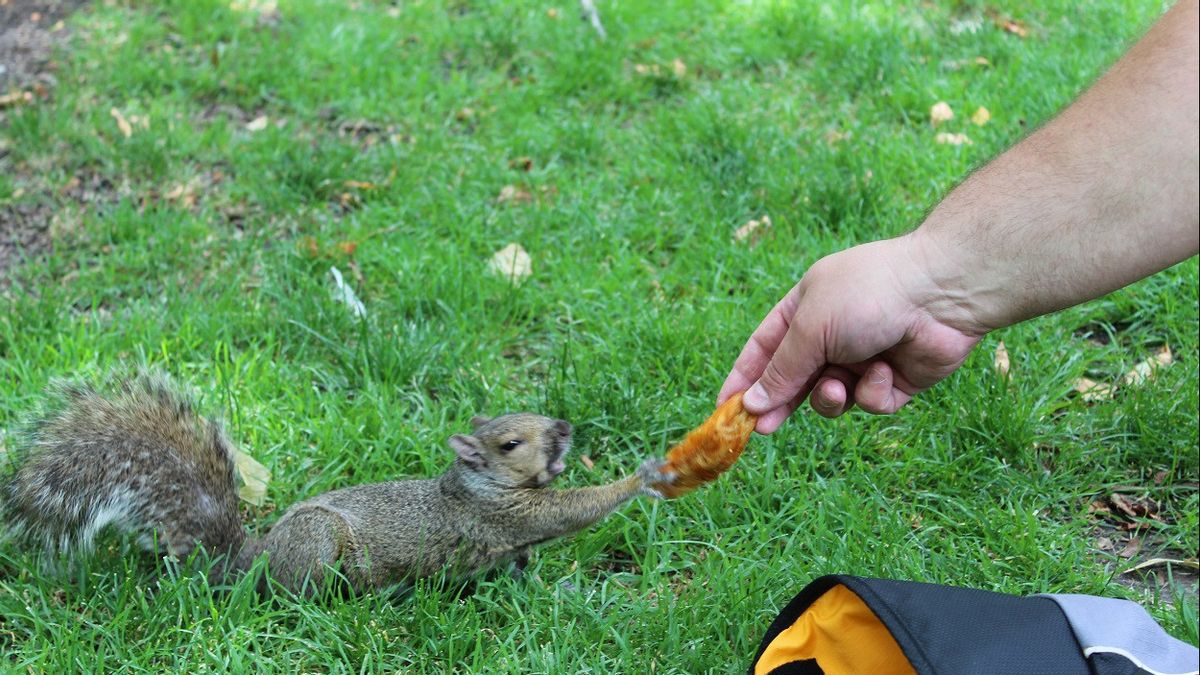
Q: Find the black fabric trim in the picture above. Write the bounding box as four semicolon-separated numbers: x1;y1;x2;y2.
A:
836;577;936;674
747;576;1094;675
1088;651;1150;675
746;575;845;675
766;659;826;675
838;577;1090;675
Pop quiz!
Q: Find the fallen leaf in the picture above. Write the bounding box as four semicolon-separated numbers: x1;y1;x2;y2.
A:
998;18;1028;38
935;132;972;145
633;63;662;77
164;180;199;208
245;115;269;132
547;7;559;19
734;214;772;244
974;56;991;67
509;156;534;171
824;129;851;145
1122;557;1200;575
1117;537;1141;559
337;241;359;255
343;179;378;190
497;184;533;204
110;108;133;138
488;243;532;284
948;17;984;35
993;341;1010;377
229;0;277;13
579;454;595;471
1095;536;1113;551
671;58;687;78
971;106;991;126
1109;492;1140;518
930;101;954;127
1123;344;1173;386
1074;377;1114;402
455;107;475;121
231;447;271;506
0;90;34;108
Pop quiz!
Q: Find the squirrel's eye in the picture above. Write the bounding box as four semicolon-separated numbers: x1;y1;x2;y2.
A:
501;439;522;451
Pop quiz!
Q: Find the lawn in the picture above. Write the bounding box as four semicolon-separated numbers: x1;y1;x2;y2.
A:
1;0;1197;672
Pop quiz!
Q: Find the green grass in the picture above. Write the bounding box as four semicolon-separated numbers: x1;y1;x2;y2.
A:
1;0;1196;671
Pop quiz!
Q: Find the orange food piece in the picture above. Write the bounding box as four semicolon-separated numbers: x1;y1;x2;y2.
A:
653;392;758;498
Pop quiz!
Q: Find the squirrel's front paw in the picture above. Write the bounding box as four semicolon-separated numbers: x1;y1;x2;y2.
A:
636;457;675;499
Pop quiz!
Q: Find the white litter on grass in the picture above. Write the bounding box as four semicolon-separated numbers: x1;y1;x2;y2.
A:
330;266;367;318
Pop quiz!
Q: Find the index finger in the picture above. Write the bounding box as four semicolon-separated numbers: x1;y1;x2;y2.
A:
718;286;801;404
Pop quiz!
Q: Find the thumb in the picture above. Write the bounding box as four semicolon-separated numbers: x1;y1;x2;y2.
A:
742;316;826;418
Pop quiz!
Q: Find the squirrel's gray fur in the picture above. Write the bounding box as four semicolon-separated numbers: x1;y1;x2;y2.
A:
1;373;671;594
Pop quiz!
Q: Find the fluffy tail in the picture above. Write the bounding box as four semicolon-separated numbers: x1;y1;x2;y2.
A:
2;373;251;564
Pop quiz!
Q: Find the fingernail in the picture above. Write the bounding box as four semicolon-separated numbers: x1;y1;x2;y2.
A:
743;383;769;410
869;366;887;384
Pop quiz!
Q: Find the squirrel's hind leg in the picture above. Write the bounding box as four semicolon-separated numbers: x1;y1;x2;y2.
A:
259;507;358;597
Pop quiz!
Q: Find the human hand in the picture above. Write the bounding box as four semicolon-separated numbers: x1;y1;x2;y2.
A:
718;234;985;434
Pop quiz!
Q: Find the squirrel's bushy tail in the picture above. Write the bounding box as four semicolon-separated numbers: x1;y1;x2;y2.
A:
2;373;250;563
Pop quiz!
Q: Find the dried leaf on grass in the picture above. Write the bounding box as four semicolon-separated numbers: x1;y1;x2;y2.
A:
579;454;595;471
0;90;34;109
1073;345;1172;402
245;115;270;132
1122;557;1200;575
232;448;271;506
1118;537;1141;559
509;156;534;172
488;243;532;284
996;17;1028;37
733;215;771;244
1123;345;1172;386
935;132;972;146
634;58;688;80
110;108;133;138
1074;377;1114;401
971;107;991;126
930;101;954;126
993;341;1010;377
497;184;533;204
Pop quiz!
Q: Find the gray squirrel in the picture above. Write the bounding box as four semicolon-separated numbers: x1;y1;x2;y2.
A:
1;373;674;594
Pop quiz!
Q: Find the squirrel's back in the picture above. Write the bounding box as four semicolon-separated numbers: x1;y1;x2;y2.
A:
2;374;247;560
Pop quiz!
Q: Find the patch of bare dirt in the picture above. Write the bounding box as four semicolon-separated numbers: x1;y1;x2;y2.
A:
0;0;87;90
2;0;91;276
1087;489;1199;605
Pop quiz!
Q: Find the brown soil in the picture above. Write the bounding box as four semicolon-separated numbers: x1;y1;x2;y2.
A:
1;0;90;276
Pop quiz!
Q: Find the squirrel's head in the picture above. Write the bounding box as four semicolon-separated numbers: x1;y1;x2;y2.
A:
447;413;573;488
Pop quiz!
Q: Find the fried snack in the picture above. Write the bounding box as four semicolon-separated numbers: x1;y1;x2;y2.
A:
652;392;758;498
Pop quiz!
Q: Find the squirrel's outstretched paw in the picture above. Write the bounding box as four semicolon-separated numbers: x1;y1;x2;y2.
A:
636;457;675;499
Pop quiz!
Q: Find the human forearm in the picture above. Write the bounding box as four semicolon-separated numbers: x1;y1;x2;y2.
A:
911;0;1199;333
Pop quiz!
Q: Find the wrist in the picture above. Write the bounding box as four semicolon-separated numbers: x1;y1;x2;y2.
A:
900;225;1006;336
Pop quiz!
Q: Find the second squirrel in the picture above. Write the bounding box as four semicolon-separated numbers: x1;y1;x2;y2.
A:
1;374;674;595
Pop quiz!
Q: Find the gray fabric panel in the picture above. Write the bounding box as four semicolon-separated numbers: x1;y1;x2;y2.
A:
1039;593;1198;675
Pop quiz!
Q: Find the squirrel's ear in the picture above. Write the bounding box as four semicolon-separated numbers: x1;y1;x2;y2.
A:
449;434;486;466
469;416;491;429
